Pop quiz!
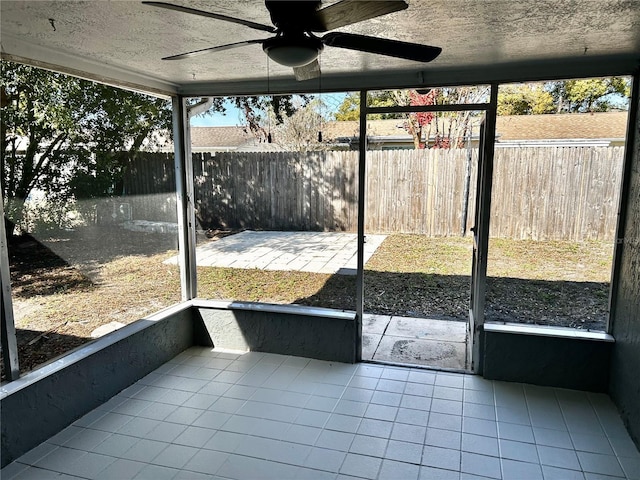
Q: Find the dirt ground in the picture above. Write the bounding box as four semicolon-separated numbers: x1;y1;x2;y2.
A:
3;227;181;380
2;228;612;381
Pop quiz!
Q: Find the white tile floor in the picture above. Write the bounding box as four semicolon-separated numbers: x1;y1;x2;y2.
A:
3;347;639;480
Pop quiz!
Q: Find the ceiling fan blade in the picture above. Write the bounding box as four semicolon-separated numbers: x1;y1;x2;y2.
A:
162;39;265;60
322;32;442;62
142;1;276;33
293;60;321;81
313;0;408;32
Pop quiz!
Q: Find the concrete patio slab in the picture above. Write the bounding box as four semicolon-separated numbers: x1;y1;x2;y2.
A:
362;314;391;335
362;315;468;369
166;231;386;275
373;335;467;369
386;316;467;342
362;333;383;360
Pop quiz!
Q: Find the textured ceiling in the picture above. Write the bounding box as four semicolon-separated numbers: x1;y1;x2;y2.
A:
1;0;639;97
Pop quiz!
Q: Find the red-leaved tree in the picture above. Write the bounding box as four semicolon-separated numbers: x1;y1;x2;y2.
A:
404;89;436;149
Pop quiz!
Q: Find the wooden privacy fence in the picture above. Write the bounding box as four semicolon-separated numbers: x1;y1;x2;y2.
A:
192;151;359;232
192;150;478;236
121;153;177;223
365;149;478;236
123;147;624;241
492;147;623;241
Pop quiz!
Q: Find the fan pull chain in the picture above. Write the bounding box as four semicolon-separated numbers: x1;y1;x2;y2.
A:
318;51;323;143
267;56;272;143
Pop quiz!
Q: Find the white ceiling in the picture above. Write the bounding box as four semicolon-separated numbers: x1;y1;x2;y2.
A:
1;0;639;97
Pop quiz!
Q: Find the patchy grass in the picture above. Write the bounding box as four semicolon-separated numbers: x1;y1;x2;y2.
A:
198;267;353;306
7;250;181;380
365;235;473;275
487;238;614;282
197;268;358;315
3;229;613;380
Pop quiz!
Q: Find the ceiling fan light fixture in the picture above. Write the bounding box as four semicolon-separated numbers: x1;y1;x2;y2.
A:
263;34;323;67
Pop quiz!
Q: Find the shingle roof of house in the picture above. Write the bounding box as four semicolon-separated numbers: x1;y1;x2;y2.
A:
495;111;627;141
320;112;628;142
190;126;255;149
322;119;405;140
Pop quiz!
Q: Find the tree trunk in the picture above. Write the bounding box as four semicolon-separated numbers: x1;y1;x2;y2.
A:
4;214;17;238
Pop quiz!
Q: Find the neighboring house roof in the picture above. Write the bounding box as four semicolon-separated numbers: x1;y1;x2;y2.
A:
321;112;628;147
321;119;416;148
177;112;628;152
189;121;411;150
496;111;628;142
323;119;404;139
185;120;414;150
190;126;260;151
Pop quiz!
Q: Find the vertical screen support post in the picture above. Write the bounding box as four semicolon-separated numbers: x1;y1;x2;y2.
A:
355;89;368;363
608;71;639;330
173;96;198;301
1;195;20;381
469;83;498;374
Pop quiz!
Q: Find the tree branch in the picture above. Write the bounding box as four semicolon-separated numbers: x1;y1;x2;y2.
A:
23;132;67;199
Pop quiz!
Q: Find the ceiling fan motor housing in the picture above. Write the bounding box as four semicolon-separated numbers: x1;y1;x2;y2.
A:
263;33;324;67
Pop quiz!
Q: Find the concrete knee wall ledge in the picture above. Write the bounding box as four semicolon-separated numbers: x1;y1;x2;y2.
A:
191;298;357;364
482;322;615;392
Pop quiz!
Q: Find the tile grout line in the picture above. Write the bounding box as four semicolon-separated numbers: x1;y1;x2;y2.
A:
522;383;544;478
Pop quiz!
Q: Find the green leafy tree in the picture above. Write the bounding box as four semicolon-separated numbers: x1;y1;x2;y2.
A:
2;62;88;232
498;78;630;115
333;91;398;121
550;77;630;113
69;83;173;203
497;84;555;115
1;61;172;234
334;93;360;121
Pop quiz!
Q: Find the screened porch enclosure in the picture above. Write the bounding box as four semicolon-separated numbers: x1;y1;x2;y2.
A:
2;0;640;475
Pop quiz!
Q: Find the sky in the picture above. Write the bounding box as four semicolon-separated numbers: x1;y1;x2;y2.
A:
190;93;349;127
190;100;246;127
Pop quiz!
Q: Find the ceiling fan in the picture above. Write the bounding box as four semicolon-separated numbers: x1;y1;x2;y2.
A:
142;0;442;80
